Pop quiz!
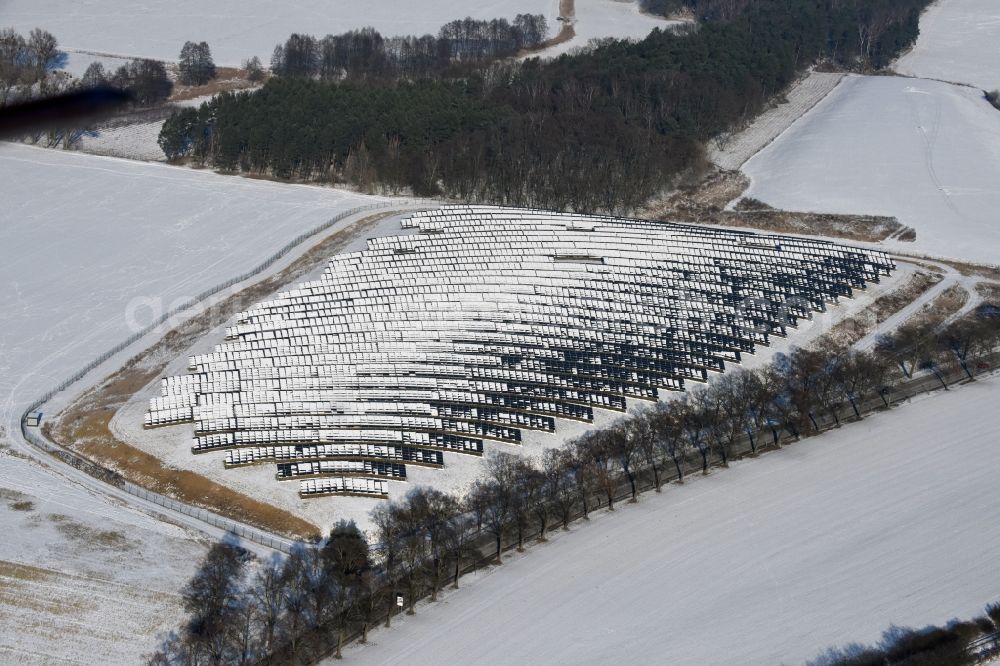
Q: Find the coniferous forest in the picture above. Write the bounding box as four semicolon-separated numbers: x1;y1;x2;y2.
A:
160;0;931;212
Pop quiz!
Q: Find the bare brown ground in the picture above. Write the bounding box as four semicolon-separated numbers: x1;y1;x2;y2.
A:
168;66;262;103
0;561;54;584
815;270;944;348
46;211;400;540
977;282;1000;303
641;168;914;244
940;260;1000;281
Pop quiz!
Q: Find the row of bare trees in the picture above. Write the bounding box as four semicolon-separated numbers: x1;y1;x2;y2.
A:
0;27;60;105
152;306;1000;665
269;15;548;81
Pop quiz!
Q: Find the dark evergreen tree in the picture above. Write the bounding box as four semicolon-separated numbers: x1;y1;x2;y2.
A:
160;0;932;210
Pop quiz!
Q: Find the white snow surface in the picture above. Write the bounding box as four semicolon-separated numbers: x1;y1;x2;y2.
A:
345;374;1000;666
76;121;168;161
2;0;561;66
58;50;134;78
0;442;207;665
710;71;844;171
0;143;382;425
0;144;397;662
539;0;680;57
742;75;1000;266
896;0;1000;91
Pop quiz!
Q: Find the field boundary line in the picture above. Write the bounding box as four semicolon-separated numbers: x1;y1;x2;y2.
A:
17;200;430;553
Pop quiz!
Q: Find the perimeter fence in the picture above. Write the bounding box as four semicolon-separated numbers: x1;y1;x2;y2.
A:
17;201;414;553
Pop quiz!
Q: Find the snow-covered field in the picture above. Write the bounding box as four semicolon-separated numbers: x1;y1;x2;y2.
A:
711;71;844;171
0;143;385;425
76;121;167;162
895;0;1000;91
3;0;560;66
0;440;206;665
0;144;394;663
539;0;681;57
345;374;1000;666
742;75;1000;266
58;50;134;78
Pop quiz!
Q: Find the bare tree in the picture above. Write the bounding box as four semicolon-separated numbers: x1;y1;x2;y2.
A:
242;55;265;82
0;29;26;105
441;503;477;589
542;448;577;528
650;401;687;482
250;555;285;655
680;394;712;474
940;317;1000;380
322;520;370;659
522;459;551;542
630;408;664;491
583;430;619;510
180;537;253;665
406;487;459;600
509;458;536;551
567;439;595;519
761;362;801;442
610;420;641;501
354;563;384;644
27;28;58;91
829;348;880;418
371;502;402;627
266;548;329;662
179;41;216;85
877;321;936;380
474;451;518;563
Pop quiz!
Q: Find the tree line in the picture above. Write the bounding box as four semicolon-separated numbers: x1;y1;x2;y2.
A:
270;14;548;81
2;27;227;114
0;26;59;104
1;26;173;148
159;0;932;213
809;602;1000;665
1;26;175;109
151;300;1000;665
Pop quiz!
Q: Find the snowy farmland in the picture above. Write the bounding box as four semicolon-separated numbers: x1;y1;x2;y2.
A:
76;121;168;162
3;0;677;68
3;0;560;66
710;71;844;171
0;442;206;665
0;143;397;663
0;143;387;425
345;374;1000;666
895;0;1000;91
741;75;1000;266
539;0;681;57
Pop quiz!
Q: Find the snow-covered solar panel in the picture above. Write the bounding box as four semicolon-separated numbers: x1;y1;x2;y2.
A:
148;205;893;499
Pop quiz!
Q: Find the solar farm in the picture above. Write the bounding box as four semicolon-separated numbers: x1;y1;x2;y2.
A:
142;206;893;507
8;1;1000;661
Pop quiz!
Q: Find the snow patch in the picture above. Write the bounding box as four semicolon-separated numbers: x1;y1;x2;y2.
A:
896;0;1000;91
343;374;1000;665
742;75;1000;266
